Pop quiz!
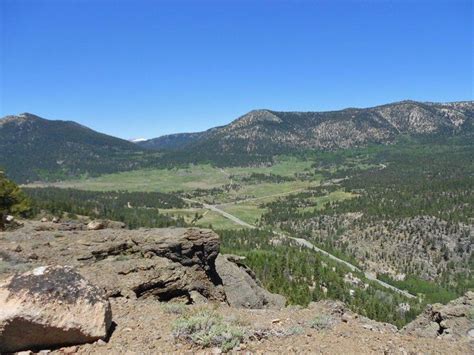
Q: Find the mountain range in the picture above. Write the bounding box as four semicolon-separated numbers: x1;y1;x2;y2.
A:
137;100;473;153
1;100;473;182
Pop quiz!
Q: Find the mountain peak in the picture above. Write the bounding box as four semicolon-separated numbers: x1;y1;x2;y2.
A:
0;113;44;126
230;109;282;128
18;112;41;119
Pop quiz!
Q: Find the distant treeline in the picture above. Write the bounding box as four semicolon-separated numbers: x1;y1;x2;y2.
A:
24;187;187;229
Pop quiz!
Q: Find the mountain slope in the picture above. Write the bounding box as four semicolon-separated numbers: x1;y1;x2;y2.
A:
0;113;148;183
138;101;474;154
138;131;207;150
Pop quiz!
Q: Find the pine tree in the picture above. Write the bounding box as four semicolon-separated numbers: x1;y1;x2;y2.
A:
0;170;30;229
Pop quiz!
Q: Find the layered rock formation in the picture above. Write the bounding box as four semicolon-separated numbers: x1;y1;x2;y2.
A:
0;221;284;309
402;291;474;340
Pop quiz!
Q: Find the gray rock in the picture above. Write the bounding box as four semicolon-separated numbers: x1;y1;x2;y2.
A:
0;265;112;353
87;220;105;230
104;220;126;229
402;291;474;340
77;228;225;303
215;254;286;309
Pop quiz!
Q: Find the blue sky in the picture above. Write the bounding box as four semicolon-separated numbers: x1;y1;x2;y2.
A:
1;0;472;139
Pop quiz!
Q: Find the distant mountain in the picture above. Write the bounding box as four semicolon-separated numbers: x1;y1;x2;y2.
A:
3;101;473;183
0;113;148;183
138;101;474;154
137;131;208;150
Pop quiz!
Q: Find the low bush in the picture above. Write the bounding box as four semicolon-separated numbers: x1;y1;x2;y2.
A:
172;308;245;352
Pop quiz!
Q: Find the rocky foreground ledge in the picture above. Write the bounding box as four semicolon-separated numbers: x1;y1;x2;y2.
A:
0;220;472;353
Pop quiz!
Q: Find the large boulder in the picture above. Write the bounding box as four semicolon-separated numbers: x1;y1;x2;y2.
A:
0;265;112;352
402;291;474;340
76;228;225;302
215;254;286;309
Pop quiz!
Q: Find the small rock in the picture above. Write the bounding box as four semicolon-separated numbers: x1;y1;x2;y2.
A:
87;221;105;231
40;217;48;222
12;245;23;253
96;339;107;346
28;253;39;260
52;217;60;223
341;313;352;323
5;215;14;223
468;328;474;338
61;346;79;354
271;318;281;324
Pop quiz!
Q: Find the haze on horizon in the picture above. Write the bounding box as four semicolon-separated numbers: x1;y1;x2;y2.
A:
1;0;472;139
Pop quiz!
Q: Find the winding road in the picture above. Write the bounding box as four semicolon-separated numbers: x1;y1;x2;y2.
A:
185;197;416;299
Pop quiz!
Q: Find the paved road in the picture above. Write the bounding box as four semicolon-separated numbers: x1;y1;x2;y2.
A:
217;188;308;207
186;197;417;299
204;203;256;229
288;236;416;299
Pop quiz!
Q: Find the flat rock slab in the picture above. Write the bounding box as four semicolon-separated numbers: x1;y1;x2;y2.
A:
0;265;111;353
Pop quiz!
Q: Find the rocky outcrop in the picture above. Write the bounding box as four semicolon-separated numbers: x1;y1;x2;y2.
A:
0;265;111;352
402;291;474;340
75;228;225;302
0;222;283;309
216;254;286;309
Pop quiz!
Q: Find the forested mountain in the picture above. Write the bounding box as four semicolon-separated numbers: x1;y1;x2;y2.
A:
2;101;473;183
138;101;474;154
0;113;151;182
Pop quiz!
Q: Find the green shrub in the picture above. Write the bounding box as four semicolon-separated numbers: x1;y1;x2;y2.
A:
468;307;474;321
309;315;332;330
0;171;30;229
172;308;245;352
284;325;304;335
161;302;187;315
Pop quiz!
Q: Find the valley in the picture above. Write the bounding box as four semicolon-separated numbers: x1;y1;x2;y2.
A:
2;2;472;352
18;133;473;328
1;101;473;339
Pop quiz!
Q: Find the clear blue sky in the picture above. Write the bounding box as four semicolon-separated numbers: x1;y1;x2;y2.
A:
1;0;472;139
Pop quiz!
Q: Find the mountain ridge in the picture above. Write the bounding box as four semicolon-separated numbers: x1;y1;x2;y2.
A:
1;100;473;183
0;112;147;182
136;100;474;153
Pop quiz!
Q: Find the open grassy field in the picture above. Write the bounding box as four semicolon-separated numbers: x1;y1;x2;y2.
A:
26;156;315;193
32;164;229;192
23;156;330;230
219;203;267;226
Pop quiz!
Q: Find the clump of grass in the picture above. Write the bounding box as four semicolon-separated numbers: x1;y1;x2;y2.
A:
172;308;245;352
161;302;187;315
308;315;333;330
468;307;474;321
284;325;304;336
114;255;130;262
